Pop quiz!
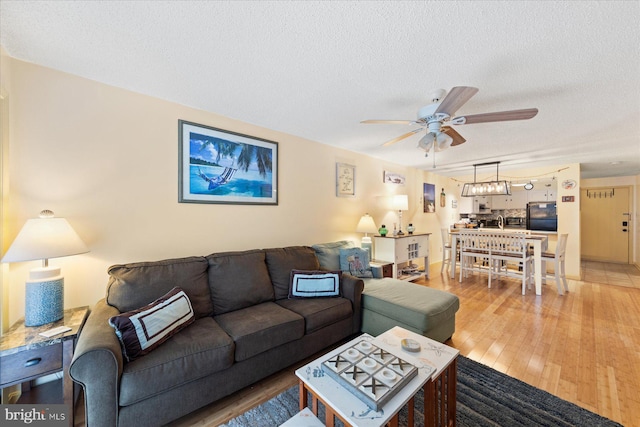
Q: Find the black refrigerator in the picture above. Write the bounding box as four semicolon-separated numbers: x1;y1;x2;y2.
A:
526;202;557;231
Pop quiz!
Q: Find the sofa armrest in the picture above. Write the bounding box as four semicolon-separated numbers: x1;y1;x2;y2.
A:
70;299;123;427
340;273;364;334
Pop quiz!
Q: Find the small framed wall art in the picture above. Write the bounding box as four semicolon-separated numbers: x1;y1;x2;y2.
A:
423;183;436;212
336;163;356;197
178;120;278;205
383;170;406;184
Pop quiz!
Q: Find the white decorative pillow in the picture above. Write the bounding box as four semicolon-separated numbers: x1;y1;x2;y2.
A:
109;287;194;362
289;270;342;298
339;247;374;278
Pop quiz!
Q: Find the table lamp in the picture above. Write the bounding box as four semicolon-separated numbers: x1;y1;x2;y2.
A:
1;210;89;326
392;195;409;235
356;213;378;253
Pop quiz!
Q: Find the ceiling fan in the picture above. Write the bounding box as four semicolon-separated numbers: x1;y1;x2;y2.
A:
361;86;538;157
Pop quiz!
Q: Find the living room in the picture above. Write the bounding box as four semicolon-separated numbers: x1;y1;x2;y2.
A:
1;1;639;426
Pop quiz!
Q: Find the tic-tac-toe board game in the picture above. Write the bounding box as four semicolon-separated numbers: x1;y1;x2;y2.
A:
321;339;418;411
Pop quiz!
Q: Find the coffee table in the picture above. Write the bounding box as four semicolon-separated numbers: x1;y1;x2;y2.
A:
295;327;458;427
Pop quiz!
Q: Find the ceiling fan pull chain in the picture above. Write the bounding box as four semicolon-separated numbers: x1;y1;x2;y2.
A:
433;146;436;168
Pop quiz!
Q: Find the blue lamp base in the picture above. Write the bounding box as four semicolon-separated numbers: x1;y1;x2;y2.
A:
25;267;64;327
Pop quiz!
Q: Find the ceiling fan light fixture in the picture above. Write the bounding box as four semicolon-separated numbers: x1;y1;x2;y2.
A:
524;181;534;190
435;132;453;151
417;134;434;152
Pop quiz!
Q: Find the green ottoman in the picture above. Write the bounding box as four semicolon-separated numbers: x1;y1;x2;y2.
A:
361;278;460;343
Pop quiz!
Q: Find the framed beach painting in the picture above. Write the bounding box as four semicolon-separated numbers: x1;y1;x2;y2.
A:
178;120;278;205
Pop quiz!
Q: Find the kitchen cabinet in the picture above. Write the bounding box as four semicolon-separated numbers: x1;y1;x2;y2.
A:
374;233;430;281
472;196;492;213
458;196;474;214
527;188;556;202
493;191;528;210
492;195;508;210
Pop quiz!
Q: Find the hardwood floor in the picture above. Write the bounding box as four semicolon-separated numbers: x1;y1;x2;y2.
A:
81;261;640;426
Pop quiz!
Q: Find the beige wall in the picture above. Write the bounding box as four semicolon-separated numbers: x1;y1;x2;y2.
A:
1;56;464;325
1;55;615;325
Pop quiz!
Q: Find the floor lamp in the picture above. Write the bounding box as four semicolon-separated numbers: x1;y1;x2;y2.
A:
2;210;89;326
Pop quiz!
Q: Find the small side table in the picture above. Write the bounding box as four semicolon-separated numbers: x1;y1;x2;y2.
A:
0;306;89;423
370;260;394;278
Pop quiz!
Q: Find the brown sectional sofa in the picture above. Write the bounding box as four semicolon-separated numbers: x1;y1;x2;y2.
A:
70;245;364;427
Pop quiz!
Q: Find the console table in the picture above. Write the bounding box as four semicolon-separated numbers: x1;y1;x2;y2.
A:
374;233;430;281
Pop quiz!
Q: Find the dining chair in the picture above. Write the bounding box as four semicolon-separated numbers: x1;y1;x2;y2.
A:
459;231;491;283
488;233;534;294
540;233;569;295
440;228;453;275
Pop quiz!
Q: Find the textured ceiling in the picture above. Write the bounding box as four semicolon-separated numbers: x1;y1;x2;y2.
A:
1;1;639;178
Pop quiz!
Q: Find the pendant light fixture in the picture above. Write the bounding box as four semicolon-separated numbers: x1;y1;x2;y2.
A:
461;161;511;197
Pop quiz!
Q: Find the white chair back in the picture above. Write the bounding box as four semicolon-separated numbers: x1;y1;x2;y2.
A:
441;228;450;246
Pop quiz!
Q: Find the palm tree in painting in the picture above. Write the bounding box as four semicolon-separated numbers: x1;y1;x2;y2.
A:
196;137;272;178
199;138;237;165
237;144;272;178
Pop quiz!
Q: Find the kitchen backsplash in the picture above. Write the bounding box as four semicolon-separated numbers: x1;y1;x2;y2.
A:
461;208;526;221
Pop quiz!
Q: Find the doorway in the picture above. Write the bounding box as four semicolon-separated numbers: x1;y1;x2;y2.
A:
581;186;631;263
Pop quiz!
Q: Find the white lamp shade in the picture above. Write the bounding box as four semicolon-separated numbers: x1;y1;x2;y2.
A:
392;195;409;211
2;216;89;263
356;214;378;234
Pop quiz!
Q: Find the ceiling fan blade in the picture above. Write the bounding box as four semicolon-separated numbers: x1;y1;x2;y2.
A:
382;129;423;146
441;127;466;146
452;108;538;125
434;86;479;116
361;119;416;125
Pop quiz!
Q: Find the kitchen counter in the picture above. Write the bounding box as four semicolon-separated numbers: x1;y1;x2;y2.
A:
478;227;557;235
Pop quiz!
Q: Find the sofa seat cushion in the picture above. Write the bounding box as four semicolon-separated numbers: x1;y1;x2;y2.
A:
276;297;352;334
362;278;460;333
118;317;234;406
214;302;304;362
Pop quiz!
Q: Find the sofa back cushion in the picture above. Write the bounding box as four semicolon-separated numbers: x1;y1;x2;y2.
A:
264;246;320;300
311;240;356;271
206;250;274;315
106;256;213;319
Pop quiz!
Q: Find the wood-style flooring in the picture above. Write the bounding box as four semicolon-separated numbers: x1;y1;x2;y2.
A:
78;261;640;426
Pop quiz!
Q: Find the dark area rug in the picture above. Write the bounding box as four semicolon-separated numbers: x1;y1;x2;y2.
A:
222;355;623;426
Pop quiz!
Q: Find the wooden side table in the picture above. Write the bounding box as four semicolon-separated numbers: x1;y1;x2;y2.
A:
370;260;394;278
0;306;90;423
